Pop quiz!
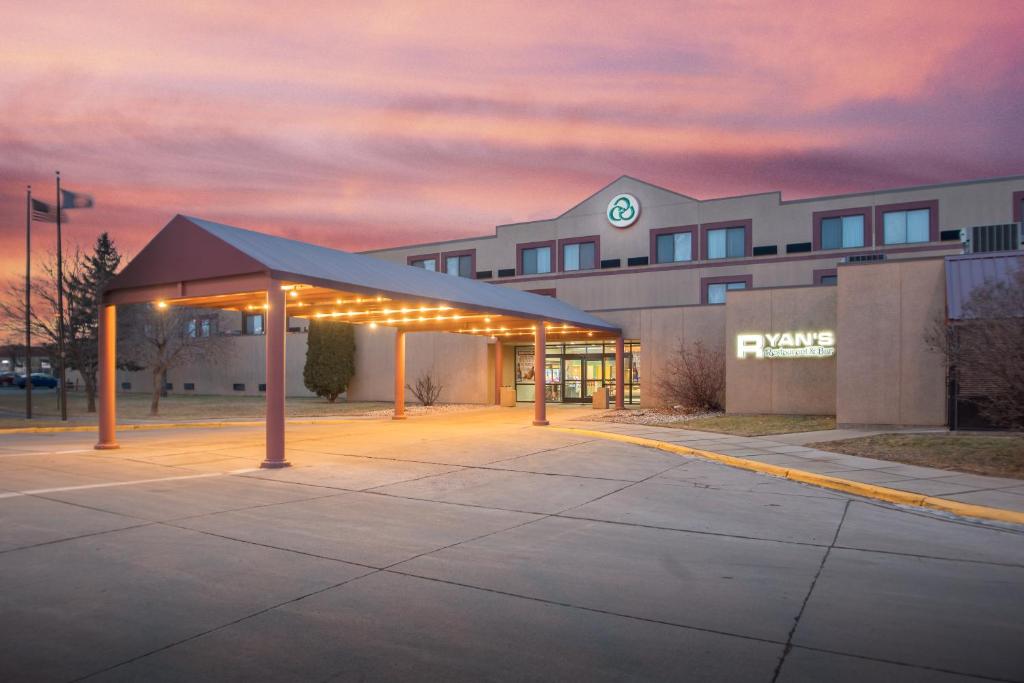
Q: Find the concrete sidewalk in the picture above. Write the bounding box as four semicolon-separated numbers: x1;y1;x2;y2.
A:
577;421;1024;513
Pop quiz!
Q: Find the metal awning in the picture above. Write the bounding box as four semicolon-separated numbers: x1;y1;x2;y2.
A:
945;252;1023;320
104;215;620;341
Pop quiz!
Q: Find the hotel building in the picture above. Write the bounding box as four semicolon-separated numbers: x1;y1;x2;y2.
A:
118;174;1024;427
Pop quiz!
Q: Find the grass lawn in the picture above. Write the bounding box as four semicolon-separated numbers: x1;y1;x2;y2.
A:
808;433;1024;479
0;389;388;429
668;414;836;436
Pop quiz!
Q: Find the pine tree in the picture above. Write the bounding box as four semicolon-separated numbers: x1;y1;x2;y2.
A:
303;320;356;403
65;233;121;412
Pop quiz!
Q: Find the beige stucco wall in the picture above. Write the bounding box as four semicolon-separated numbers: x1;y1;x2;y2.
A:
836;258;947;426
725;287;837;415
116;323;490;404
629;305;726;407
363;175;1020;316
346;328;489;404
117;331;314;397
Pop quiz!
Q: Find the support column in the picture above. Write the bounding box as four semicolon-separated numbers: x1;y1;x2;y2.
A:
95;303;119;450
494;339;503;405
261;283;290;468
393;330;406;419
533;322;548;426
614;335;625;410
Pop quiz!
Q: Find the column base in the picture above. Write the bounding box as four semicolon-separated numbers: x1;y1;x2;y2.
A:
532;420;550;426
94;442;120;450
392;415;407;420
260;459;292;469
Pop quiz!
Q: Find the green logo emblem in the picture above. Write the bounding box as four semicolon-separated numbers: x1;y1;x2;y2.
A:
607;193;640;227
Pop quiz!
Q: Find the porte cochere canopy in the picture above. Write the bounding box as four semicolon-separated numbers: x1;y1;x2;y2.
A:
95;215;624;467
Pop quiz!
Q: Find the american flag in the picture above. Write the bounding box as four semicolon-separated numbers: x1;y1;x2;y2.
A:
31;198;67;223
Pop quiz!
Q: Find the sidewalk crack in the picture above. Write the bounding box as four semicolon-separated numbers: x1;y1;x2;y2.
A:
771;499;850;683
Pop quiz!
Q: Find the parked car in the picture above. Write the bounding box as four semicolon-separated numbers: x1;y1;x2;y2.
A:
16;373;59;389
0;371;17;386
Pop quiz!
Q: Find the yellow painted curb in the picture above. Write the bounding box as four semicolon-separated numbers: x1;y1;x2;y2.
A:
554;426;1024;526
0;417;365;435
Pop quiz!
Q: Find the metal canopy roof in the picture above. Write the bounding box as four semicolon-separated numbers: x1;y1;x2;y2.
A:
105;215;620;341
945;252;1023;320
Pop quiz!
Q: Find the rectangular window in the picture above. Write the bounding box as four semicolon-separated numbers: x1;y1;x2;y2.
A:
655;232;692;263
707;227;745;259
562;242;596;271
188;317;214;338
883;208;931;244
522;246;552;275
243;313;264;335
445;255;472;278
820;275;838;285
706;280;747;305
821;215;865;250
410;258;437;271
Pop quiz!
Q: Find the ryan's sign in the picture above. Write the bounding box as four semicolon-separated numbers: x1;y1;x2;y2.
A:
736;331;835;359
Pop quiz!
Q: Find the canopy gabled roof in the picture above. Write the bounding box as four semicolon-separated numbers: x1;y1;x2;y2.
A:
106;215;620;340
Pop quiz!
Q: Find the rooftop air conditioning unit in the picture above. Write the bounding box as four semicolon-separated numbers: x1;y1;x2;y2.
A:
842;253;886;264
961;223;1022;254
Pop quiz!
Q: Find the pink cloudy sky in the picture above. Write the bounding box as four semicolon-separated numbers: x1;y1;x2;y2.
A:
1;0;1022;279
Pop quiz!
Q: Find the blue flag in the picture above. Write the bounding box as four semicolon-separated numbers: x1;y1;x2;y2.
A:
61;189;94;209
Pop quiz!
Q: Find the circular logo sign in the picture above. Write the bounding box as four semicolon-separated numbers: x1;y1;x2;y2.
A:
607;193;639;228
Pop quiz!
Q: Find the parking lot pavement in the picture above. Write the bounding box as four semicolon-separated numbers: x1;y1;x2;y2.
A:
1;409;1022;681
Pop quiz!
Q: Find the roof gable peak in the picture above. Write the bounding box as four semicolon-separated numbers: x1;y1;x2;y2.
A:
555;175;698;221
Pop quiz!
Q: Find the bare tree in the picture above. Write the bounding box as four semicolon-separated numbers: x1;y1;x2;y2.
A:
407;370;443;406
1;256;85;406
926;268;1024;429
118;304;228;415
655;339;725;411
0;261;65;363
0;235;120;413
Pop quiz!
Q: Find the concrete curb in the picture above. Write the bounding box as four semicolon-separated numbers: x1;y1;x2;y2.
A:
555;426;1024;526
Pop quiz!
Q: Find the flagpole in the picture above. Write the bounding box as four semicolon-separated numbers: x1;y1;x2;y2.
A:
25;185;33;420
56;170;67;421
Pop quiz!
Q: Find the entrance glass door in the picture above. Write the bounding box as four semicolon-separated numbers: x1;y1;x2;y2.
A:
584;359;603;399
544;357;562;402
564;358;583;400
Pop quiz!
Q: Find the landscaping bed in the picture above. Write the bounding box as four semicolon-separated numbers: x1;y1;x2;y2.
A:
668;413;836;436
0;391;432;429
808;433;1024;479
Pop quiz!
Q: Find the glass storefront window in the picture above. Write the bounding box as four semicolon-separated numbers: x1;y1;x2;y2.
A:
513;341;641;404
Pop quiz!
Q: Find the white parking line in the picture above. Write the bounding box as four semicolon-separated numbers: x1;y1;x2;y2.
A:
0;468;260;499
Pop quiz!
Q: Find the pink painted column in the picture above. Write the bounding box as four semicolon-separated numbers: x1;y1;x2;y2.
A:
94;303;119;450
533;322;548;426
261;283;290;468
614;335;625;410
393;330;406;419
494;340;503;405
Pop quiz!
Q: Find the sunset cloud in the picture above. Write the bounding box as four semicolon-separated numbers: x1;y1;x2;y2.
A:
1;0;1021;284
